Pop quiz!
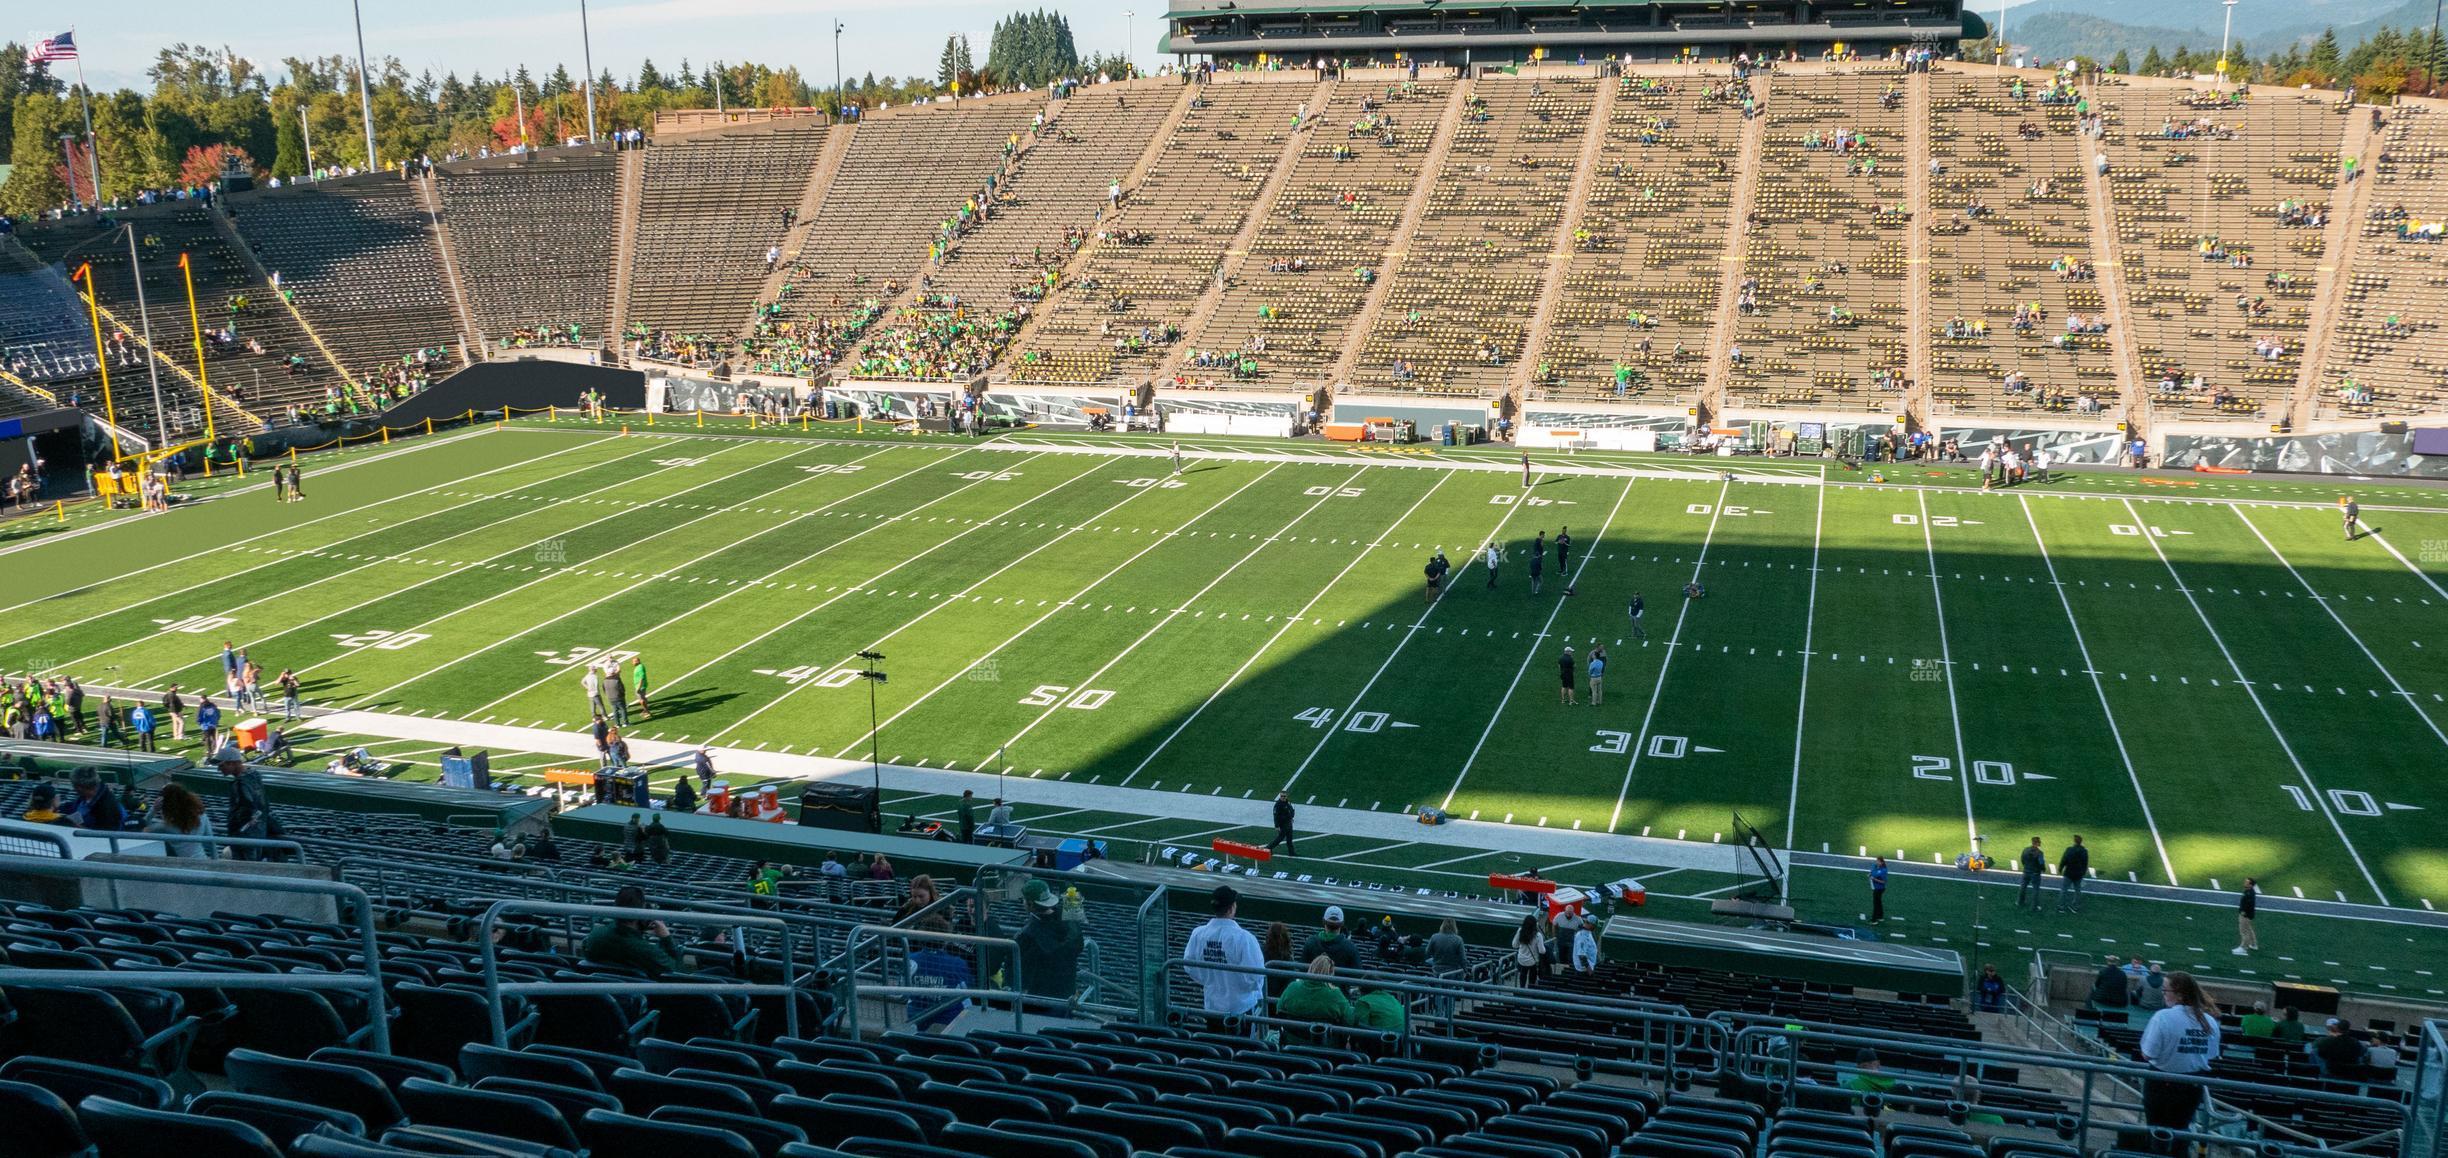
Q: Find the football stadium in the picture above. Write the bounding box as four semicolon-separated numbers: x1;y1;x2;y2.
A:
2;5;2448;1157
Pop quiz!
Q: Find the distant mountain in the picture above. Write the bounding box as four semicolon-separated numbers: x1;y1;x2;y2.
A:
2002;0;2443;63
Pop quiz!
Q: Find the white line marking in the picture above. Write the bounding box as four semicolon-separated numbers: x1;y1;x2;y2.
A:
1608;479;1730;833
1783;480;1826;853
2235;505;2448;754
1917;489;1977;847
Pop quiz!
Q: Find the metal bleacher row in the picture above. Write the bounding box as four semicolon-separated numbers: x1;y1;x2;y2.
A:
1016;79;1313;387
435;148;622;350
0;749;2419;1158
225;177;464;382
16;65;2445;445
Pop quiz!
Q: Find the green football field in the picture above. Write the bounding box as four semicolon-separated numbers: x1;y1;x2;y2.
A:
7;419;2448;919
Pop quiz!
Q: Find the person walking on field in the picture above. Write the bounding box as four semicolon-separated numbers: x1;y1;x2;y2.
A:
1627;593;1648;640
630;655;651;718
1268;792;1298;856
1171;443;1183;476
2233;877;2259;955
2058;834;2090;913
1521;451;1532;488
2342;497;2360;541
1529;535;1545;595
1866;856;1888;924
1484;542;1502;588
2016;837;2047;908
1555;526;1572;574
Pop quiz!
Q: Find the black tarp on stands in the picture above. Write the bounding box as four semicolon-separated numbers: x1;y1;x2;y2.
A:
380;359;645;428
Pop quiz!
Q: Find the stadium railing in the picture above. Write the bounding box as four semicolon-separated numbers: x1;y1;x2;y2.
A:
2415;1020;2447;1158
472;898;812;1046
841;920;1028;1035
1729;1021;2409;1158
0;855;391;1054
1157;956;1732;1085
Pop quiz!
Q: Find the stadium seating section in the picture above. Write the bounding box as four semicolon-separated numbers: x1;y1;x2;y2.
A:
16;66;2448;443
227;177;465;381
437;148;622;349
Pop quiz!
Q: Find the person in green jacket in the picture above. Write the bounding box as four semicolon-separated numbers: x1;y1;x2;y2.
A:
581;885;684;977
1350;987;1406;1034
1277;956;1351;1026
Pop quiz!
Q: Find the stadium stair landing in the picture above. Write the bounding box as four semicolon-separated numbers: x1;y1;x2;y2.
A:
2288;108;2381;428
1701;106;1771;420
1153;76;1338;383
1330;80;1471;386
1509;77;1621;404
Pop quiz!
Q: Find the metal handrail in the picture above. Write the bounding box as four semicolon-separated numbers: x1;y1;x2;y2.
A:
1156;956;1732;1082
845;922;1025;1034
71;827;304;859
1729;1021;2410;1156
474;899;805;1047
0;855;389;1053
0;824;76;858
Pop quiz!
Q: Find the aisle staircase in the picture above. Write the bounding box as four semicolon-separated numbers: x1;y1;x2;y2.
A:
1510;79;1621;402
2289;109;2381;427
415;173;483;362
1701;108;1770;419
605;148;645;354
1329;82;1470;385
2075;100;2148;427
1901;71;1934;425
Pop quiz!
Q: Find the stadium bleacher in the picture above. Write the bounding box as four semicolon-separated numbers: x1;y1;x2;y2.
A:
436;148;623;352
225;177;465;391
628;120;833;337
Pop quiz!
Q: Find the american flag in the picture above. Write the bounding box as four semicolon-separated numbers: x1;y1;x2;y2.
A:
29;32;77;64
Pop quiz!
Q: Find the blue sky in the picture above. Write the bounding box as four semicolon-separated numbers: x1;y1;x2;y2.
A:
35;0;1157;93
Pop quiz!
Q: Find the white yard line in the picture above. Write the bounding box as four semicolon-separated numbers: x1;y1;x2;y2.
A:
1437;476;1636;809
2019;495;2178;886
347;442;937;709
1782;482;1827;851
1606;479;1730;833
0;431;638;648
2118;498;2389;905
1274;474;1542;798
2353;516;2448;601
655;456;1148;732
25;439;684;677
0;423;504;562
979;466;1375;768
1916;488;1979;849
448;443;994;716
2234;505;2448;753
634;453;1131;736
129;441;782;688
827;464;1286;759
1119;471;1458;788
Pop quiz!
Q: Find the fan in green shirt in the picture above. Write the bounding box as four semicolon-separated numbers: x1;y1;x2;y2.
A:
1276;956;1351;1026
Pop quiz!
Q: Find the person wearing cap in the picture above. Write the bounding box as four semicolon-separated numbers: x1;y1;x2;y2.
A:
66;767;124;831
1015;879;1083;1007
1184;885;1265;1020
1277;956;1351;1026
2314;1016;2364;1077
1300;907;1362;972
2087;954;2130;1010
581;884;684;977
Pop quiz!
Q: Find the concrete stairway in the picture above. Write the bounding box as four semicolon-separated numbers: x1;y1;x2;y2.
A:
2075;101;2149;430
744;120;857;337
2288;110;2381;427
606;147;645;353
1700;107;1770;419
1153;77;1337;382
414;173;483;364
1510;78;1621;401
1901;71;1934;426
1328;82;1470;386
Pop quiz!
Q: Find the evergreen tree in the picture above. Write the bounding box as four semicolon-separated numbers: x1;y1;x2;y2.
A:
2108;49;2129;74
939;35;971;88
2309;28;2343;80
637;59;664;92
2140;45;2165;75
544;64;575;99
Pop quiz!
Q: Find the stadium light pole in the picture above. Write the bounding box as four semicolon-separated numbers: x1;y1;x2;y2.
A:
350;0;379;169
833;24;845;117
2217;0;2238;84
578;0;600;143
1125;10;1135;76
856;651;887;797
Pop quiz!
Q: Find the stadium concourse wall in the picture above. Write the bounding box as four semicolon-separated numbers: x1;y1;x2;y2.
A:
380;358;647;428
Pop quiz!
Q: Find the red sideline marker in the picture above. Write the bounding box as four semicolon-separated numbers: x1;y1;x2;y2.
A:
1488;873;1557;895
1214;839;1271;862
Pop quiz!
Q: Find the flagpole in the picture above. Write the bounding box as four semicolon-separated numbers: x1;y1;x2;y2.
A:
73;263;125;461
69;31;104;211
181;252;216;444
